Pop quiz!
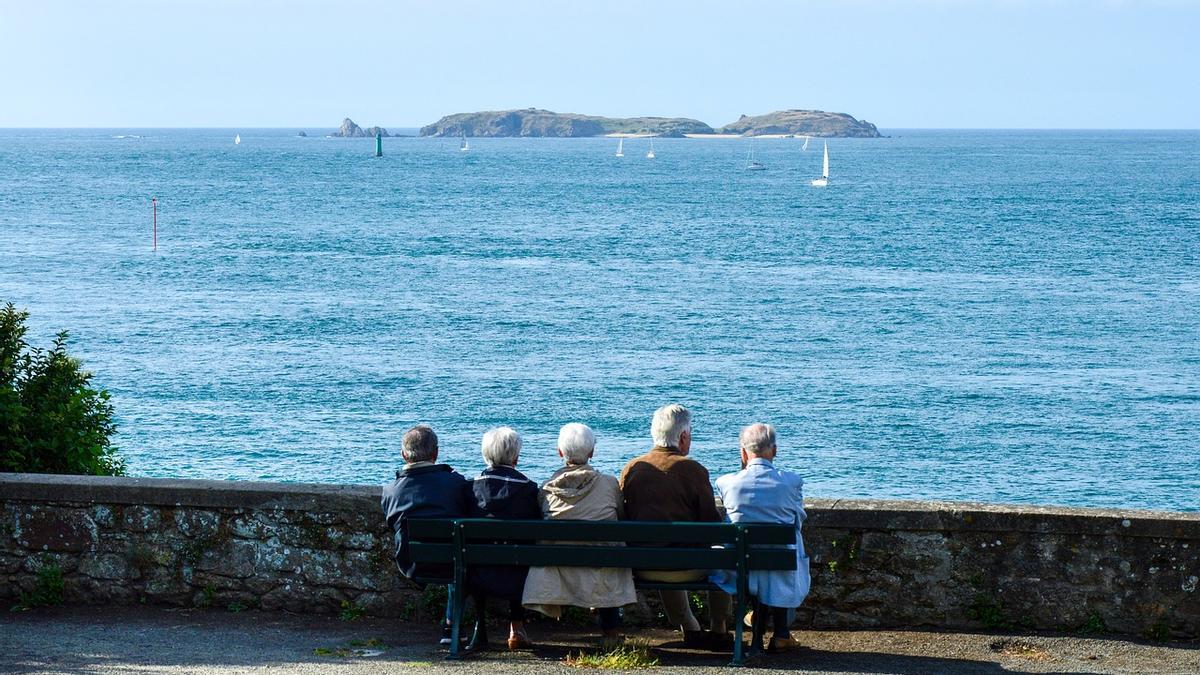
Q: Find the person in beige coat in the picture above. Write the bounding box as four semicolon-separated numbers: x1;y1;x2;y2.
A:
522;423;637;644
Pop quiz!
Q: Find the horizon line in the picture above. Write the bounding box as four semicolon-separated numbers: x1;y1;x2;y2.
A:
1;126;1198;132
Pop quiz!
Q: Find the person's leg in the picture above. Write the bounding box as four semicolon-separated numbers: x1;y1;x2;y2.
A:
440;596;454;645
706;591;732;634
770;606;791;641
467;592;489;651
598;607;623;645
507;598;531;649
749;599;769;652
658;590;702;632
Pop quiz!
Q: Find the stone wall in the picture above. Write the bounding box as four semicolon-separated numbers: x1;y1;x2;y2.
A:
2;473;1197;638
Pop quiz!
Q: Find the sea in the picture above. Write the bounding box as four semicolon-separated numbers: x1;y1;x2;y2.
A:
1;128;1197;511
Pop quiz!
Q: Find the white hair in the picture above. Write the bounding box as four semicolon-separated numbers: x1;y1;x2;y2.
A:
481;426;521;467
557;423;595;464
740;423;776;456
651;404;691;448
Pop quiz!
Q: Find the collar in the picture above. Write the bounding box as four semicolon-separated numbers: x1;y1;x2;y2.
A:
397;462;450;477
746;457;774;468
651;446;683;456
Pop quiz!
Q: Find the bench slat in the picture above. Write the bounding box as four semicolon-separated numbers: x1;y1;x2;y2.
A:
408;518;794;545
463;544;740;569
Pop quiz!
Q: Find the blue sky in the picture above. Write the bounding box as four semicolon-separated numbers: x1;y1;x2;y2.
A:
1;0;1196;129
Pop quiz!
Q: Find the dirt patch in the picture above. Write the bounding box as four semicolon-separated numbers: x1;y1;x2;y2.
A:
990;638;1051;660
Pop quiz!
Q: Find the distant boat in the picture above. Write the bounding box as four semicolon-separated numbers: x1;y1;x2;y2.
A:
811;142;829;187
746;141;766;171
646;138;656;160
616;138;624;157
460;134;469;152
801;135;810;151
234;134;241;145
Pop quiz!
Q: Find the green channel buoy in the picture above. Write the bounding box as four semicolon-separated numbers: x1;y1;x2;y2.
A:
375;131;382;158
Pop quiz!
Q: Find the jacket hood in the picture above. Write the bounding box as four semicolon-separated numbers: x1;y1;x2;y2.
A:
542;464;601;505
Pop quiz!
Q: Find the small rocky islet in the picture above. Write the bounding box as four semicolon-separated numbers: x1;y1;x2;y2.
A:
331;109;880;139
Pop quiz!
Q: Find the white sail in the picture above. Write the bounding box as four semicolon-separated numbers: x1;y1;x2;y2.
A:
646;138;656;159
616;138;624;157
460;134;469;152
811;141;829;187
234;134;241;145
801;136;810;151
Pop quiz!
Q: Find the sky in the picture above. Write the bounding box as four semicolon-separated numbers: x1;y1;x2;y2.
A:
1;0;1197;129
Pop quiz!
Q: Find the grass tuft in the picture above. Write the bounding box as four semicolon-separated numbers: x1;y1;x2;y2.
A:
565;638;658;669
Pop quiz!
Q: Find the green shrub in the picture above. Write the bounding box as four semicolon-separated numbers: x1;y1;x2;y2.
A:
0;303;122;476
11;556;65;611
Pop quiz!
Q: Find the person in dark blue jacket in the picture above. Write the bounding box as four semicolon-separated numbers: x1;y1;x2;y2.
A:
381;424;471;646
465;426;542;652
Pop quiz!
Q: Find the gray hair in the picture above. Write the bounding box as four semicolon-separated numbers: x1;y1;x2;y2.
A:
651;404;691;448
481;426;521;467
739;423;776;456
557;423;595;464
402;424;438;463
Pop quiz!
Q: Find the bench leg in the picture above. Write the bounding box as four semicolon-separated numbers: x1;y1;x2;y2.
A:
447;583;463;659
731;588;745;666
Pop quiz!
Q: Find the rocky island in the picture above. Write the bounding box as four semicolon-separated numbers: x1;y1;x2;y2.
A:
329;117;389;138
719;110;881;138
418;108;880;138
420;109;714;138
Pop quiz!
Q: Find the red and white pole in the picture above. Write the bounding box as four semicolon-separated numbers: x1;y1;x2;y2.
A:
152;197;157;251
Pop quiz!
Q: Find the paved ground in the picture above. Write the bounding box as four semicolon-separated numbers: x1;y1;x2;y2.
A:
1;607;1197;674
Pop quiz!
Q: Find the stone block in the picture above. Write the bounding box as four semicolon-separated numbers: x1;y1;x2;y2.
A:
196;539;258;578
175;510;220;538
122;505;162;533
254;540;303;573
15;507;96;552
77;554;129;580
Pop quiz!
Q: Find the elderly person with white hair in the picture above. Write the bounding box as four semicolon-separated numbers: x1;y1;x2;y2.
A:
619;404;733;651
522;423;637;647
465;426;542;652
712;423;810;654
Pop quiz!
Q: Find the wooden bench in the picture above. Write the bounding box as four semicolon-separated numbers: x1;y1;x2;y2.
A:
408;518;797;665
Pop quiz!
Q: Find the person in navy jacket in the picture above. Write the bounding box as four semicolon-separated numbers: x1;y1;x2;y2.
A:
465;426;542;652
381;424;471;646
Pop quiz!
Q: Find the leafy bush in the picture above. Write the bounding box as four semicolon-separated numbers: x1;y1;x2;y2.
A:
0;303;123;476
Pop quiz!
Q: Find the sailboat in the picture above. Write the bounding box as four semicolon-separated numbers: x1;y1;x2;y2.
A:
746;140;766;171
801;135;810;151
811;141;829;187
646;138;656;159
234;134;241;145
616;138;624;157
459;134;469;152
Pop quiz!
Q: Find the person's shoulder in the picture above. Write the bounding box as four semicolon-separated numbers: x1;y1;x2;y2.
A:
621;452;653;470
677;455;712;477
714;469;742;490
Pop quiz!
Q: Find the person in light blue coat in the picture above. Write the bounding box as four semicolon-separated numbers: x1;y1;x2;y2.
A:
711;423;810;654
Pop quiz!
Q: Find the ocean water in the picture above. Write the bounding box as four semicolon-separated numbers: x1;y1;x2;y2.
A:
1;128;1197;511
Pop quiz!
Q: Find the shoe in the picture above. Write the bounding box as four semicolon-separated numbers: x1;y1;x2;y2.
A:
768;636;800;653
439;624;454;646
683;630;734;652
507;632;534;651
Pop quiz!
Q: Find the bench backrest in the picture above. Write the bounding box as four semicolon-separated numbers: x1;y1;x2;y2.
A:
408;518;797;571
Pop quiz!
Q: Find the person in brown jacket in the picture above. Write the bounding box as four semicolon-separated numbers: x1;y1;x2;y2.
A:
619;404;732;650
